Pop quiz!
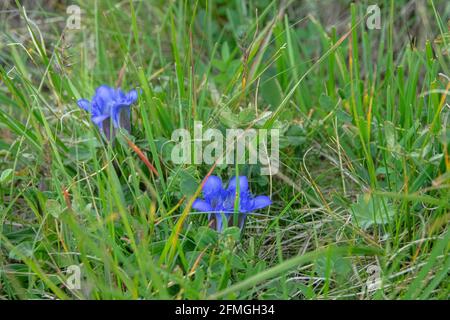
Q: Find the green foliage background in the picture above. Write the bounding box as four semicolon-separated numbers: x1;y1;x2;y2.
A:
0;0;449;299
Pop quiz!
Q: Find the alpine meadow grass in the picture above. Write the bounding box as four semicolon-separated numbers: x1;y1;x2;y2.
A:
0;0;449;301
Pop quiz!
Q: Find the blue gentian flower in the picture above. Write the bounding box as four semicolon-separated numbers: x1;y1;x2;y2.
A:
77;85;138;139
192;175;271;232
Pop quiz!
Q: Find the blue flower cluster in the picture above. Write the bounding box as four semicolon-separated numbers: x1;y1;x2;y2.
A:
77;86;272;233
77;85;138;138
193;175;271;232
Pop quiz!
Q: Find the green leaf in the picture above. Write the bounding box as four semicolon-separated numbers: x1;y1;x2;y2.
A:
180;170;199;197
0;169;14;186
315;254;351;278
8;242;34;261
221;226;241;242
195;226;218;249
319;93;334;111
219;106;240;128
0;168;14;185
46;199;63;218
350;194;395;230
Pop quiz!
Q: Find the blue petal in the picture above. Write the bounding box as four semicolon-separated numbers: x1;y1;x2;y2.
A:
252;195;271;210
117;106;131;132
125;89;138;104
90;101;102;117
239;213;248;230
192;199;212;212
202;175;223;198
227;176;248;193
77;99;91;111
116;88;126;101
238;194;254;213
111;104;130;128
214;213;224;232
93;85;116;109
91;114;110;127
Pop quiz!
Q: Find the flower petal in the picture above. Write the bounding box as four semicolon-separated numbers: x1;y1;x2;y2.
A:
125;89;138;104
227;176;248;193
102;118;113;140
77;99;91;111
202;175;223;198
118;107;131;132
93;85;116;109
192;199;212;212
90;101;102;117
91;114;110;127
116;88;126;101
214;213;224;232
238;213;248;230
252;195;271;210
111;104;130;128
